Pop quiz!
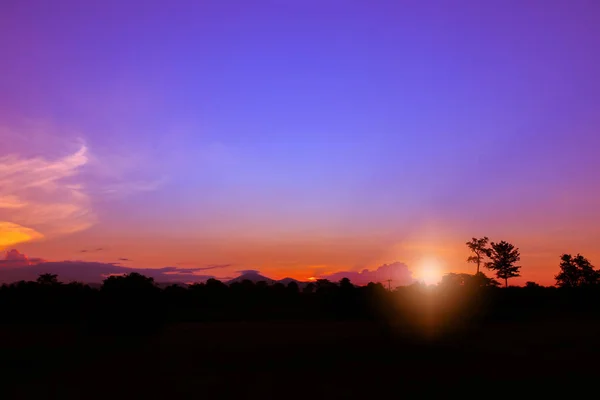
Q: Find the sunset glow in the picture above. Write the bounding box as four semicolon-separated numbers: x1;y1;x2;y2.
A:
1;1;599;287
417;259;444;285
0;222;43;249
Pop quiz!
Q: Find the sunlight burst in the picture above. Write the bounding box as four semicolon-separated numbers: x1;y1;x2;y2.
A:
418;259;443;285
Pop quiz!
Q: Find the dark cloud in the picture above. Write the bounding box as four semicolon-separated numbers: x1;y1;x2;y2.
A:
0;250;216;284
177;263;231;270
235;269;261;274
80;248;104;253
118;258;131;261
182;264;230;271
205;264;231;270
321;262;416;287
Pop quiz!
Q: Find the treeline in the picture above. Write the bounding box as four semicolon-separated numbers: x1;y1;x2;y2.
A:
0;274;387;330
2;270;600;335
466;236;600;288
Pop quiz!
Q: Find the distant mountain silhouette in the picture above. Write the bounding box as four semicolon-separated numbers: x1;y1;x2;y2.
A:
225;273;309;288
226;271;274;284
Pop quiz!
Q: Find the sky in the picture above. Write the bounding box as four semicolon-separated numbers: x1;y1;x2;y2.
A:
1;0;599;286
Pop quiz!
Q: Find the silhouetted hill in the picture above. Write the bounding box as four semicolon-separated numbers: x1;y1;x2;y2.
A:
225;273;309;287
226;271;274;284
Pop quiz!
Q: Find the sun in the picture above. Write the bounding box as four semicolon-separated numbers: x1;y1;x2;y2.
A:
418;259;443;285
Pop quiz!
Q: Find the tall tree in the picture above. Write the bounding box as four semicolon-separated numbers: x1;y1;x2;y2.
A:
466;237;491;274
555;254;599;288
486;241;521;287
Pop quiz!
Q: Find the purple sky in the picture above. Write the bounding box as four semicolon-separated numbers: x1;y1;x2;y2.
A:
1;0;599;285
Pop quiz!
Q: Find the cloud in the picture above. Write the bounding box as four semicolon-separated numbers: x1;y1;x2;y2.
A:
0;195;25;209
5;249;29;261
100;177;167;198
0;249;45;268
236;269;261;274
83;150;167;199
0;250;215;284
0;222;44;249
0;125;166;249
194;264;230;271
80;248;104;253
320;262;416;286
0;144;94;247
118;258;131;261
177;263;231;271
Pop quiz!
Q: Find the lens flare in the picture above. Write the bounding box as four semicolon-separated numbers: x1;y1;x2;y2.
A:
417;258;443;285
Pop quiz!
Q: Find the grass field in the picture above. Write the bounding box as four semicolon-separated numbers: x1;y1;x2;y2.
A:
2;317;599;398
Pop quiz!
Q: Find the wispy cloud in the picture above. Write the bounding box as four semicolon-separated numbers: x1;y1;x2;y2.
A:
177;263;231;271
0;125;166;249
0;195;25;209
192;264;229;271
84;150;166;199
0;145;93;248
100;178;167;197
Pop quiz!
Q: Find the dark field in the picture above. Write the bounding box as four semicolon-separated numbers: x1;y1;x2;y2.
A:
2;316;600;399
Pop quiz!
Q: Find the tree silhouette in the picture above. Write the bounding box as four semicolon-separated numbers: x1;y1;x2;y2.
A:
471;271;500;287
555;254;599;288
99;272;162;333
303;282;315;294
339;277;354;290
525;281;542;289
440;271;499;288
486;240;521;287
466;237;491;274
286;281;299;294
102;272;157;293
439;272;470;287
315;279;337;295
36;273;59;285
